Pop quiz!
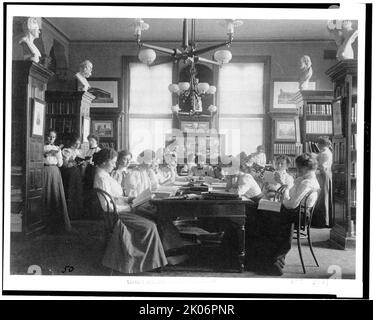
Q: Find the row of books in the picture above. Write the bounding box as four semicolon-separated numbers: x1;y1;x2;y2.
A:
47;101;76;115
351;103;357;123
273;143;302;155
49;118;74;134
306;120;333;134
333;141;346;164
304;141;320;153
351;134;357;150
305;103;332;115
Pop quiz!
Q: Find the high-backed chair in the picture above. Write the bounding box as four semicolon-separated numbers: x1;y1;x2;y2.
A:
92;188;119;241
293;189;320;274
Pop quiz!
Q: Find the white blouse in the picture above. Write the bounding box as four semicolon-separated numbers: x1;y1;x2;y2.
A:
318;148;333;172
62;148;83;168
93;167;130;212
44;144;63;167
123;167;159;197
283;171;320;209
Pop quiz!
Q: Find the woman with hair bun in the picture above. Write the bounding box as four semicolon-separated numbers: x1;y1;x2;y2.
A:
43;129;72;233
93;148;168;274
245;153;320;276
313;136;333;227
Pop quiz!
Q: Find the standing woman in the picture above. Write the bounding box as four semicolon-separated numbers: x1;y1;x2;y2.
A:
82;134;101;219
61;135;84;220
313;136;333;227
43;129;71;233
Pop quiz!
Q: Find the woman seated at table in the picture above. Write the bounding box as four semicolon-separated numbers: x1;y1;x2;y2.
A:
189;155;214;177
156;151;178;185
111;150;132;191
227;154;264;202
123;150;187;261
93;148;168;274
245;153;320;276
262;155;294;200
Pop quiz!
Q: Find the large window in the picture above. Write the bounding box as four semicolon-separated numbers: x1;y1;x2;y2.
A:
218;61;266;155
128;62;173;159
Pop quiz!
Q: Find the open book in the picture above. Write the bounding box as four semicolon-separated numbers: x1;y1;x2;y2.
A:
132;188;153;208
257;199;282;212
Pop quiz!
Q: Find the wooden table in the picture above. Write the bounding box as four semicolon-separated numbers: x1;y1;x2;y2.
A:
150;198;248;272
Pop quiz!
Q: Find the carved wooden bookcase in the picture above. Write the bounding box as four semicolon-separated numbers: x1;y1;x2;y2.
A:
11;61;54;234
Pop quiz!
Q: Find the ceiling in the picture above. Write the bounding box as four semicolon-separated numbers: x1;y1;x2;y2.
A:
45;18;335;42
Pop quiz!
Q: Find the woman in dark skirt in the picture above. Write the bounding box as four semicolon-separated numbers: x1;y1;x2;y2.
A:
82;134;101;219
313;136;333;227
43;129;71;233
61;135;84;220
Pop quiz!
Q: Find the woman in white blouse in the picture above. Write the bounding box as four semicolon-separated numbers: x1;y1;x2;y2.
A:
111;150;132;190
61;135;84;220
93;148;168;274
43;129;71;233
313;136;333;227
123;150;186;261
246;153;320;276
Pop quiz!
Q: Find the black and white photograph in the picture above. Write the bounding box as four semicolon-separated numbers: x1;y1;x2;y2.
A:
2;1;370;300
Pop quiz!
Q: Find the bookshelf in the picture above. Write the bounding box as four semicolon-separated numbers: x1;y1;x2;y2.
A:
269;112;302;170
294;90;334;154
45;91;95;154
326;60;357;249
12;61;54;234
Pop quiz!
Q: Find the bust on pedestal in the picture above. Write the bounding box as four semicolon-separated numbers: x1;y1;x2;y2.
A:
18;17;42;63
75;60;93;92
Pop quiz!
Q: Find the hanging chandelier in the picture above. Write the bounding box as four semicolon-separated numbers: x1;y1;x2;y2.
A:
133;18;243;115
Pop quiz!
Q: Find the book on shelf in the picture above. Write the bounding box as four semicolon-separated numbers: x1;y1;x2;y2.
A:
306;120;333;134
273;143;302;155
306;103;332;115
304;141;320;154
351;103;357;123
351;161;356;178
351;134;357;150
351;188;356;207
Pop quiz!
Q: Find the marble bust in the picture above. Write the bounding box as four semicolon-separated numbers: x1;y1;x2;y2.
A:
75;60;93;91
298;55;313;90
19;17;42;63
327;20;358;61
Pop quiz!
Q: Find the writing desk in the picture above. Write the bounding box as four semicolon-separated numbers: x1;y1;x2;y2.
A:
150;198;248;272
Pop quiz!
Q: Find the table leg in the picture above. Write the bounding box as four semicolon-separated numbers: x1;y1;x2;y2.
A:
238;222;245;273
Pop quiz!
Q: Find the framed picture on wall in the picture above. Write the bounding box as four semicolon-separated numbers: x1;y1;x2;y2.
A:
273;80;316;109
92;120;114;138
275;119;297;141
31;98;45;137
88;78;120;108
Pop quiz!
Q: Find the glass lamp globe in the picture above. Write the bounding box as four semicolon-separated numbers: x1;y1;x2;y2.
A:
214;50;232;64
197;82;210;94
138;49;156;65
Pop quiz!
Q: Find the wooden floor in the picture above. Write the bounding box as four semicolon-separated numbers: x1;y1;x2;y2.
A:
10;220;356;279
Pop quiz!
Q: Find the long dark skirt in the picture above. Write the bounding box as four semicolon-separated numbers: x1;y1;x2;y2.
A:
313;170;332;227
60;166;83;220
134;203;185;254
245;206;295;270
102;212;168;274
43;166;71;233
83;164;101;219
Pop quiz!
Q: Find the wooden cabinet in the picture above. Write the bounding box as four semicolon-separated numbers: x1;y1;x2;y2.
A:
326;60;357;249
294;90;334;153
45;91;95;153
11;61;54;234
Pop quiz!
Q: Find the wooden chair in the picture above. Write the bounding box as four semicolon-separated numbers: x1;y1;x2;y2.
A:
92;188;120;275
293;190;320;274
